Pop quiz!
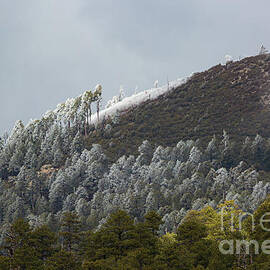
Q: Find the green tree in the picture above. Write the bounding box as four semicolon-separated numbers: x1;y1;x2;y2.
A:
99;210;136;261
2;218;41;269
177;214;212;268
0;256;10;270
154;240;193;270
29;225;57;263
60;211;82;252
83;210;136;267
248;196;270;269
46;250;81;270
144;211;163;236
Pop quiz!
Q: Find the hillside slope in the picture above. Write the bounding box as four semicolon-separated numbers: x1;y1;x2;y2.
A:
86;54;270;159
1;53;270;240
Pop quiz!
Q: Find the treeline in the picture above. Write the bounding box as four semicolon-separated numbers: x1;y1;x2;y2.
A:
1;198;270;270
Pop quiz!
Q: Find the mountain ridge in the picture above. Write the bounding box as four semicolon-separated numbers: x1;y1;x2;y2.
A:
85;54;270;161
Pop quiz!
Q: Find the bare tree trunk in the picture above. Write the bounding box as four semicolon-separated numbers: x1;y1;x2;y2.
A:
84;120;87;137
97;100;100;122
89;103;92;124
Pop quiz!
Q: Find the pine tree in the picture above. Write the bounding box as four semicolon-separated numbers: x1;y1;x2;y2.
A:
53;148;65;167
81;91;93;136
0;137;4;152
94;84;102;123
249;196;270;268
0;256;9;270
9;141;26;173
45;250;81;270
1;218;41;269
259;45;268;55
83;210;136;266
8;120;24;145
60;211;82;252
118;85;125;102
29;225;57;263
49;170;69;213
144;211;163;236
177;213;212;268
206;135;220;161
71;131;84;154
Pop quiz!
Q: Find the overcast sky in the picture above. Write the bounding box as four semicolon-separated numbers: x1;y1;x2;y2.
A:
0;0;270;134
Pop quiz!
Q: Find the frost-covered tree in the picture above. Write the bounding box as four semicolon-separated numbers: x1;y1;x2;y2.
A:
112;110;121;125
105;86;126;109
24;142;37;168
40;123;60;165
205;135;220;161
94;84;102;122
259;45;268;55
9;142;25;173
54;103;66;124
188;146;202;165
71;131;84;155
8;120;24;145
251;134;265;163
51;132;65;167
240;136;252;162
49;170;71;213
1;132;9;146
0;137;4;152
220;130;238;168
221;130;230;150
63;194;76;212
118;85;125;102
211;168;230;201
136;140;153;166
81;91;92;136
80;146;108;200
53;149;65;168
4;196;27;222
224;55;233;63
64;97;81;129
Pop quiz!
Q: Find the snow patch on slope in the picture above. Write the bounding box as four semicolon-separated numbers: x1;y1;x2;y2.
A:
91;77;189;125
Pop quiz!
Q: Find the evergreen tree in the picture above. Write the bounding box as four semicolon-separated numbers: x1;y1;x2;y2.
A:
177;214;212;268
248;196;270;268
0;256;9;270
53;148;65;167
94;84;102;123
71;131;84;154
259;45;268;55
45;250;81;270
83;210;136;266
1;219;41;269
0;137;4;152
144;211;163;236
29;225;57;263
60;211;82;252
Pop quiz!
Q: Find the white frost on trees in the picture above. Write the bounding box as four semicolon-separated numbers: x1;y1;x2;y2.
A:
119;86;125;102
105;86;125;109
95;76;189;125
188;146;202;164
259;45;269;55
8;120;24;144
225;55;233;63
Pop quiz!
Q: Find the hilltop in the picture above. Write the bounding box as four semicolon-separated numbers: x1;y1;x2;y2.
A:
86;54;270;160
